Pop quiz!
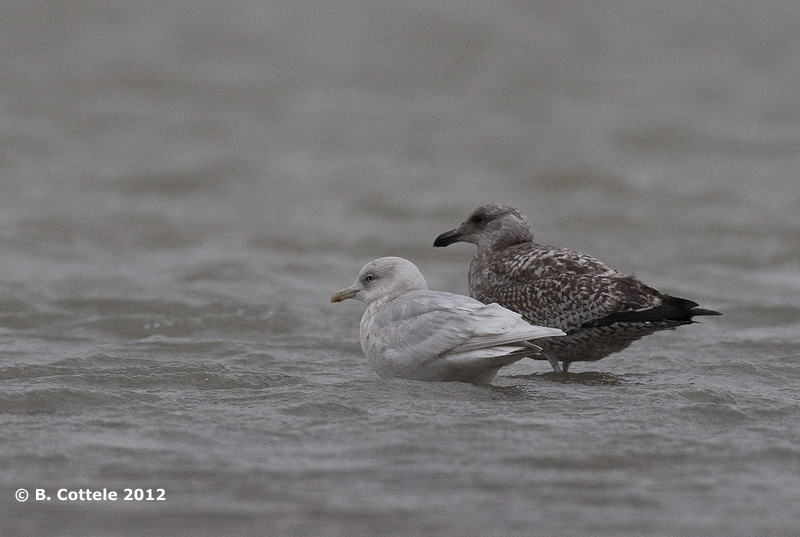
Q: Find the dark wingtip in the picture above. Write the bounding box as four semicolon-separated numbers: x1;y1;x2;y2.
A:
584;301;721;328
689;308;722;317
433;229;461;247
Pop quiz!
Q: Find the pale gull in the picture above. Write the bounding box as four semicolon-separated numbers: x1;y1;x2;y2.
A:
331;256;565;384
434;204;721;372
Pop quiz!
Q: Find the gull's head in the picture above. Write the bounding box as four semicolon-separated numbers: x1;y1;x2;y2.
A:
331;257;428;305
433;204;534;251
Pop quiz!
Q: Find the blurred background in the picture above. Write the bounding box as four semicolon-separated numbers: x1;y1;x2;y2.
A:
1;1;798;536
2;0;797;301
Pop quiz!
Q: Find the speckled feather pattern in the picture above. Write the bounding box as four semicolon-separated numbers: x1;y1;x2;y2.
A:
434;204;720;370
469;243;665;330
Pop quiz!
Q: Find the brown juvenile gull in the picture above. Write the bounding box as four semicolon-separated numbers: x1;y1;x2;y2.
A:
433;204;721;372
331;256;565;384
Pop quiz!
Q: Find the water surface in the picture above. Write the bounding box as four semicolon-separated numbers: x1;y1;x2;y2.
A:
2;1;799;536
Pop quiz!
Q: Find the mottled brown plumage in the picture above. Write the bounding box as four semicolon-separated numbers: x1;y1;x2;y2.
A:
434;204;721;371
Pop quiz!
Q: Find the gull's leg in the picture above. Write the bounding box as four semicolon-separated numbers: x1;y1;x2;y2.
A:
523;342;561;372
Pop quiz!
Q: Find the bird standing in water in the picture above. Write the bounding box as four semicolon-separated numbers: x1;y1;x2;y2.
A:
434;204;721;372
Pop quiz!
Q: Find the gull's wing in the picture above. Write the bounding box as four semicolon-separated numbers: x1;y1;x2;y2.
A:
447;301;564;353
477;273;667;330
363;290;563;361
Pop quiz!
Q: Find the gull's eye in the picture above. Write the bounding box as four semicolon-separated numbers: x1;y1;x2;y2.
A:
364;273;376;283
471;213;487;226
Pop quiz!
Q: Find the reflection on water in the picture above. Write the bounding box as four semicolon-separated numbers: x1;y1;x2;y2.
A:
509;371;630;386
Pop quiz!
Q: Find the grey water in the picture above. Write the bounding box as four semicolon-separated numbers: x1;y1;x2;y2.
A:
1;1;799;535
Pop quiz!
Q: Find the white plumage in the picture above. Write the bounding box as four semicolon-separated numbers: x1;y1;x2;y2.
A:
331;257;565;384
